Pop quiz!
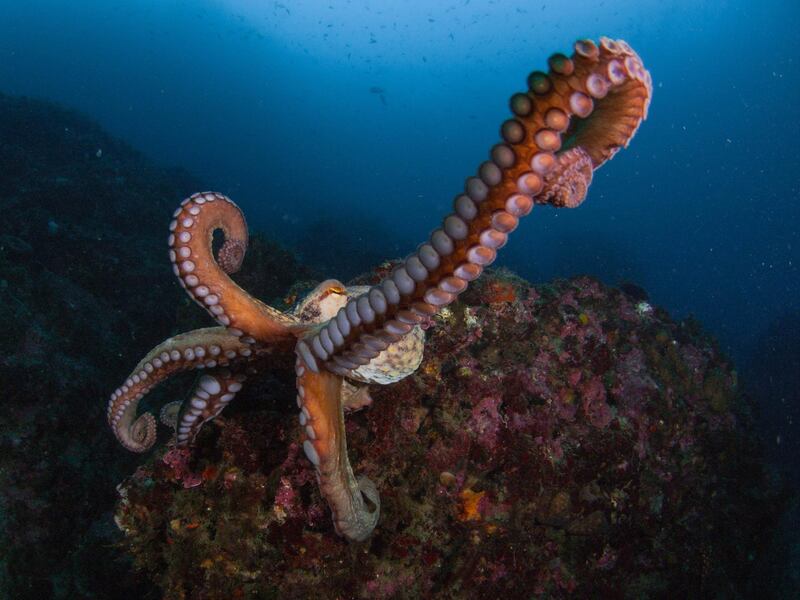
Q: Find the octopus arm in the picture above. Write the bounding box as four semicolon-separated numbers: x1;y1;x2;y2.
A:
173;369;248;447
293;38;652;541
296;37;652;377
167;192;303;344
294;357;380;542
107;327;251;452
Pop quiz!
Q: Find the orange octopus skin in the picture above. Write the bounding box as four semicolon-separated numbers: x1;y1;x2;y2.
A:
109;37;652;543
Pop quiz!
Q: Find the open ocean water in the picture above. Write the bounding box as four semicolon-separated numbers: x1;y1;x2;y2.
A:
0;1;797;598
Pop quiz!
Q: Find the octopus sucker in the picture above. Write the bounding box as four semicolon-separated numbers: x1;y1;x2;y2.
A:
110;36;651;542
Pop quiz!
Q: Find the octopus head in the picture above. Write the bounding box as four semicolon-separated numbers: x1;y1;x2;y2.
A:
296;281;426;386
293;279;349;323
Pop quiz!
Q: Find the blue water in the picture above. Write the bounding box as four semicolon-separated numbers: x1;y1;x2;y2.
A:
2;0;798;456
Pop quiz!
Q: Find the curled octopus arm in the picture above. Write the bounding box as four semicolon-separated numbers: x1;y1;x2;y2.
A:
107;327;252;452
293;37;652;541
167;192;303;344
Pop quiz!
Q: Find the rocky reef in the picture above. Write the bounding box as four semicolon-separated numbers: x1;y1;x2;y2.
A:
0;93;314;598
115;270;786;599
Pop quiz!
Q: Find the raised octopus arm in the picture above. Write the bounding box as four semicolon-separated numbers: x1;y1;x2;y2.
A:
107;327;251;452
294;37;652;541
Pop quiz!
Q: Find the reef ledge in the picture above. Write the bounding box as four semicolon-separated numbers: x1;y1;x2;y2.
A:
115;271;784;599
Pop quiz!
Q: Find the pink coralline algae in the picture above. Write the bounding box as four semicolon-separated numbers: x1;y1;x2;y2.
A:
113;273;783;599
469;395;504;451
161;447;203;489
580;375;612;429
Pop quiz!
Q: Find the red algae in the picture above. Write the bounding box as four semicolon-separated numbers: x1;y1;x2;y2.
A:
481;279;517;304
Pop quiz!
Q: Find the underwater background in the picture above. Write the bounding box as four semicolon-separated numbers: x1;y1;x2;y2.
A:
0;0;798;598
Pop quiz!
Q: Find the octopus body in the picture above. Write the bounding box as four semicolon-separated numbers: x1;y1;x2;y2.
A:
108;37;652;542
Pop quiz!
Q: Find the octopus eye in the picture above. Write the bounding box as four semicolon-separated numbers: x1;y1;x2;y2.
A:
318;284;347;302
321;286;347;299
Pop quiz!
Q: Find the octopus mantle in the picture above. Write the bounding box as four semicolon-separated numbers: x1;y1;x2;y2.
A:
107;36;652;542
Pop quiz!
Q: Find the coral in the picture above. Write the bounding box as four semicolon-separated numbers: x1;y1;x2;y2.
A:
114;274;785;599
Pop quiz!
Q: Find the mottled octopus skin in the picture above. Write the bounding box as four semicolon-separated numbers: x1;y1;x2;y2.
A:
109;37;651;543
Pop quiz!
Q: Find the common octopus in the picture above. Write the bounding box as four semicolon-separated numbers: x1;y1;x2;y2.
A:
108;37;652;542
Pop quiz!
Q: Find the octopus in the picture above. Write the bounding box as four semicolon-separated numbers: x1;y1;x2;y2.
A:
107;37;652;542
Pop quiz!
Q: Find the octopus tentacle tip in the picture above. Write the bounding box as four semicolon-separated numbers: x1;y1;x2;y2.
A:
344;475;381;542
218;238;246;273
539;147;595;209
159;401;182;429
123;413;157;453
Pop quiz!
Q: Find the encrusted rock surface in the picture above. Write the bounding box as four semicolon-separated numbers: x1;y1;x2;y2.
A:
115;271;786;599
